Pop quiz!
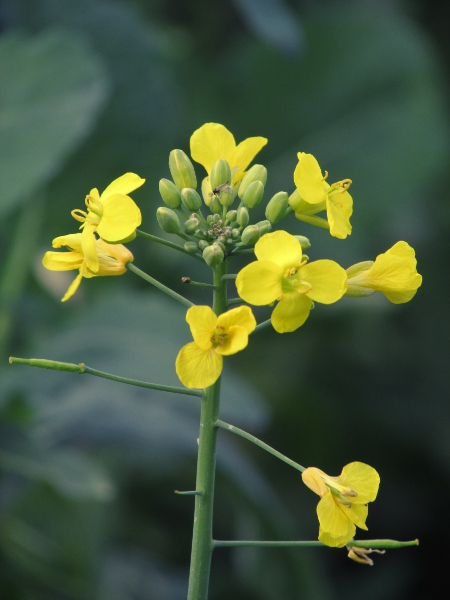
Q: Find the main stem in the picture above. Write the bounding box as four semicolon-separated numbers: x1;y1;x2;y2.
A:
187;261;227;600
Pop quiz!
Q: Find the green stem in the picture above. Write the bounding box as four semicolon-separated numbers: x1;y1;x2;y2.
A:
227;297;243;307
182;278;217;290
188;261;227;600
254;319;272;333
9;357;202;398
221;274;237;280
127;263;194;308
213;539;418;549
215;420;305;473
294;214;330;230
136;229;203;262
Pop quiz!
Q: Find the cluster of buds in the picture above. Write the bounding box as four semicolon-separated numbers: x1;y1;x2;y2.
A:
157;149;291;266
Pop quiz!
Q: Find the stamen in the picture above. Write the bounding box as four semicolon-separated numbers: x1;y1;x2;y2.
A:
322;170;329;181
71;209;87;223
297;281;312;295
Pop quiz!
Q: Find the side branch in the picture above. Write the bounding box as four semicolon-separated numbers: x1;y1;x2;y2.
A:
213;539;419;549
9;357;203;398
136;229;204;262
127;263;194;308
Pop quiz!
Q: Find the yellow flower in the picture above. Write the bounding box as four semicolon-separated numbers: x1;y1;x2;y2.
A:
346;241;422;303
290;152;353;239
302;462;380;548
190;123;267;201
176;305;256;389
235;230;347;333
71;173;144;274
42;233;133;302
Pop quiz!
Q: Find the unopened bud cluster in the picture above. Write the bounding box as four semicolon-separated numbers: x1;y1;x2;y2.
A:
157;150;299;266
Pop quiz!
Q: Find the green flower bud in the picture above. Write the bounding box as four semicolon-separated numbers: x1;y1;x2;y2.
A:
238;164;267;199
203;243;224;267
159;178;181;209
209;194;222;214
156;207;180;234
265;191;288;224
226;210;237;223
169;149;197;191
231;229;240;239
236;206;249;227
206;215;215;225
210;159;231;191
218;185;235;207
256;220;272;235
242;180;264;209
181;187;202;211
293;235;311;250
241;224;260;246
198;240;209;251
184;241;199;254
184;216;200;235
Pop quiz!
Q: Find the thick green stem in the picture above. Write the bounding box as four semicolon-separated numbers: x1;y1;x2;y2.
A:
188;261;227;600
127;263;194;308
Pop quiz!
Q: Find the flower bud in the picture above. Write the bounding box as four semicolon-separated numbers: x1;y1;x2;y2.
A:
209;194;222;214
184;241;199;254
159;178;181;209
181;188;202;211
203;243;224;267
210;159;231;191
156;207;181;234
169;149;197;191
201;177;213;206
238;164;267;199
265;191;288;224
293;235;311;250
184;217;200;235
218;185;235;207
242;180;264;209
236;206;249;227
241;224;260;246
226;210;237;223
198;240;209;251
256;220;272;235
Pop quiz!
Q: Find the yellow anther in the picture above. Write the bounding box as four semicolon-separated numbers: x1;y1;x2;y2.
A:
322;170;329;181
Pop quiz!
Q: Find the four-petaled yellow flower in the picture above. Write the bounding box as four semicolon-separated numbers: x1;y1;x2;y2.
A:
290;152;353;239
176;305;256;389
346;241;422;303
190;122;267;195
236;230;347;333
42;233;133;302
302;462;380;548
71;173;144;274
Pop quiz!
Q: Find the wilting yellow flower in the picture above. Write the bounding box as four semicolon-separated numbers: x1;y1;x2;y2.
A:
71;173;144;274
190;122;267;193
235;231;347;333
176;305;256;389
302;462;380;547
290;152;352;239
42;233;133;302
346;241;422;303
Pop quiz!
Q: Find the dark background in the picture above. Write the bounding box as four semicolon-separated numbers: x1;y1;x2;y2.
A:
0;0;448;598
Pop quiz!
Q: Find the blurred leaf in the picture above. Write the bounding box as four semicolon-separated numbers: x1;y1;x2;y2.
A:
0;29;109;216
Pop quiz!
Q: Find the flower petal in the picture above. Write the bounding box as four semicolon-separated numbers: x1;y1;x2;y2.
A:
326;189;352;239
294;153;327;205
97;194;142;242
317;492;354;544
301;260;347;304
42;251;83;271
318;523;355;548
340;462;380;504
341;502;369;531
101;173;145;199
271;292;312;332
228;136;267;182
302;467;329;498
186;306;216;350
255;230;303;270
217;305;256;335
176;342;222;389
236;261;282;306
61;272;83;302
81;223;99;273
52;233;83;251
217;325;249;356
190;123;236;174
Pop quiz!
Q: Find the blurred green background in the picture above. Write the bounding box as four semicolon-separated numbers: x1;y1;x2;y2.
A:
0;0;448;598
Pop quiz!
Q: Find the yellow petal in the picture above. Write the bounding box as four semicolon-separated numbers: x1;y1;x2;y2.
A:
368;243;422;295
227;136;267;182
271;292;312;333
236;261;282;306
217;325;249;356
190;123;236;173
317;492;353;544
340;462;380;504
97;194;142;242
318;524;355;548
61;272;83;302
294;153;327;205
217;305;256;335
176;342;222;389
342;502;369;531
101;173;145;199
81;223;99;273
52;233;83;251
384;289;418;304
42;251;83;271
326;190;352;239
300;260;347;304
302;467;329;498
186;306;216;350
255;230;303;270
96;239;133;268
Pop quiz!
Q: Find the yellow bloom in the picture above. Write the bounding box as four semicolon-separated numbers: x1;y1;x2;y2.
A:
235;231;347;333
302;462;380;547
42;233;133;302
346;241;422;303
190;123;267;202
176;305;256;389
290;153;353;239
71;173;144;274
